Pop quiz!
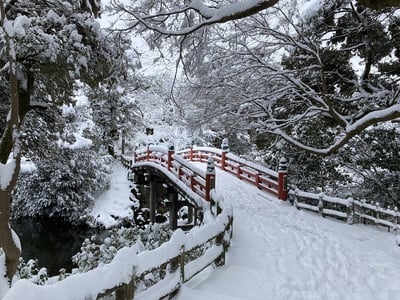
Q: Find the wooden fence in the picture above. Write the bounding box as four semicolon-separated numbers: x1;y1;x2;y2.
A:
289;189;399;232
98;207;233;300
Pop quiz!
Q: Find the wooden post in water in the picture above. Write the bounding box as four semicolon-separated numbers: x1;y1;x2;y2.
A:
149;175;156;224
168;187;178;230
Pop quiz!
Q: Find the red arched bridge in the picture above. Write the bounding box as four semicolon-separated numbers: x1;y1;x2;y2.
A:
127;145;289;202
5;145;287;300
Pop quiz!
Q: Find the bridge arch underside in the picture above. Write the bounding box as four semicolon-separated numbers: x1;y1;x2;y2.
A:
130;165;202;230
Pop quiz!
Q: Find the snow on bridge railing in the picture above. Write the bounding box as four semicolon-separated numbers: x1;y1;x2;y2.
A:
289;189;400;233
4;206;233;300
177;146;288;201
123;145;216;203
124;145;288;201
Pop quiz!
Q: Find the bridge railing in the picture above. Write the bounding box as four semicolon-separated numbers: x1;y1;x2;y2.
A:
177;147;288;200
289;189;399;232
126;146;216;202
126;145;288;201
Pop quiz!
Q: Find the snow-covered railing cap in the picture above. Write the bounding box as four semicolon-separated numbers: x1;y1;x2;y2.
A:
206;156;216;175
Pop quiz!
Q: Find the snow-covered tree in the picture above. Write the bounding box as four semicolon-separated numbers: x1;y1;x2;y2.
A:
112;0;400;156
0;0;129;283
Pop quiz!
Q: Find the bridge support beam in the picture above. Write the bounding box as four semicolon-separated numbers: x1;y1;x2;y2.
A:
168;188;179;230
149;175;156;224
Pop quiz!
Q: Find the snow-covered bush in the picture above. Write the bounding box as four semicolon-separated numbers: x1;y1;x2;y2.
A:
72;224;172;272
17;258;48;285
12;150;112;222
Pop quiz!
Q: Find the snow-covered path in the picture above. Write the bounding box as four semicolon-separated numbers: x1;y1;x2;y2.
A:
177;167;400;300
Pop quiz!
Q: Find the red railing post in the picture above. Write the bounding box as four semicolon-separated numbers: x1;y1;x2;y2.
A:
205;156;216;202
221;151;226;171
278;157;288;201
167;140;175;171
189;147;194;161
221;138;229;171
146;145;150;160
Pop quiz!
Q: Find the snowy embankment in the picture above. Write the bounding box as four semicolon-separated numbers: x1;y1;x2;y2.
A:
89;162;134;228
177;165;400;300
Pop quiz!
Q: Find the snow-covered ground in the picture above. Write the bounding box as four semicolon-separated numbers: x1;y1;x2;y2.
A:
177;165;400;300
4;160;400;299
89;162;134;228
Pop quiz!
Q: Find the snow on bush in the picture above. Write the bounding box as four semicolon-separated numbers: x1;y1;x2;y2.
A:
72;224;173;272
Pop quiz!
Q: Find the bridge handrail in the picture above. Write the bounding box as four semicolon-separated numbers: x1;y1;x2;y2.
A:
177;146;288;200
4;206;233;300
126;146;217;202
289;189;400;232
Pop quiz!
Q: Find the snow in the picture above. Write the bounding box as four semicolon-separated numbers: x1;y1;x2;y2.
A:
4;156;400;299
298;0;322;20
176;164;400;300
3;247;138;300
0;254;9;299
0;158;16;189
89;163;134;228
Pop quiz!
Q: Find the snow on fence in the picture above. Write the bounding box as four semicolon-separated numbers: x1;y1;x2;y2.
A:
4;207;233;300
289;189;400;232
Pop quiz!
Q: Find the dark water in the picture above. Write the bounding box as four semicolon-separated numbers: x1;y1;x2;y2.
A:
11;218;97;276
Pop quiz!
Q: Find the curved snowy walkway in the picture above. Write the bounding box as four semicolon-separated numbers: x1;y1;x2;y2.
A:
177;166;400;300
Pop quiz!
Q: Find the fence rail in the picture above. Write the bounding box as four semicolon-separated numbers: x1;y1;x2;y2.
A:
289;189;399;232
100;207;233;300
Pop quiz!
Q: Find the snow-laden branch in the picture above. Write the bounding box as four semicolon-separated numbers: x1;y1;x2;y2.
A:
271;104;400;156
112;0;279;36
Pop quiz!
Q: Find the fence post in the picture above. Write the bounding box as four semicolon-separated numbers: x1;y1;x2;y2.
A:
376;202;380;228
278;157;288;201
214;231;226;267
346;197;354;225
293;189;299;210
360;200;366;224
115;278;135;300
205;156;216;202
394;207;398;234
318;193;324;217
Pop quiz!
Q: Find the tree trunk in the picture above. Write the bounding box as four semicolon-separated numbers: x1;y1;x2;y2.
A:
0;190;21;282
1;0;23;283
